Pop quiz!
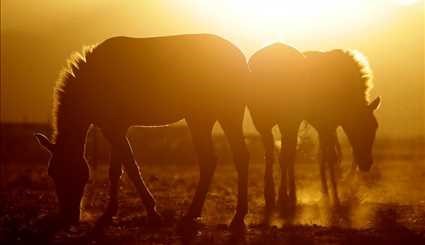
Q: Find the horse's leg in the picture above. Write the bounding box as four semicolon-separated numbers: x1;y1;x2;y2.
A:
327;132;340;205
259;128;276;212
277;122;300;209
96;146;122;226
104;130;161;223
333;137;342;180
220;117;250;230
351;161;357;172
318;135;329;196
183;118;216;222
319;130;340;205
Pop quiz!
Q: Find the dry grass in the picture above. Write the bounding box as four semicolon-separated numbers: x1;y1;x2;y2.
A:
1;156;425;244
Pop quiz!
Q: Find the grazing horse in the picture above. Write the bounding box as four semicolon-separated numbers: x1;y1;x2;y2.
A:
248;43;380;211
35;34;250;229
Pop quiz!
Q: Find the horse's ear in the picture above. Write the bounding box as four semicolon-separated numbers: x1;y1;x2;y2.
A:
34;133;54;152
368;96;381;111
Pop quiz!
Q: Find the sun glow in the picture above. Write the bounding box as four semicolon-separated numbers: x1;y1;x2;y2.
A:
174;0;404;47
394;0;419;5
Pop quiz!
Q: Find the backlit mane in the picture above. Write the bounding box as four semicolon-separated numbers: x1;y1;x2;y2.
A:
344;49;374;100
330;49;374;103
52;45;96;141
304;49;374;105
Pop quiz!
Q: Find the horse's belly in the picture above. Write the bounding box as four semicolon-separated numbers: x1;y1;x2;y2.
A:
123;97;187;126
132;108;186;126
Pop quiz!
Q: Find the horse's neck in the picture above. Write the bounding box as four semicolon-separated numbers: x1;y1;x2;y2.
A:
54;124;89;152
53;96;90;144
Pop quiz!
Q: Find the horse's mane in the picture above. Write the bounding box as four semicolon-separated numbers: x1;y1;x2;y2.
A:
304;49;373;104
339;49;373;98
52;45;96;141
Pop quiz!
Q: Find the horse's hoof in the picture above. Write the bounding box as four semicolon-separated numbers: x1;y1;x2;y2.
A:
34;213;71;233
229;218;246;234
147;210;163;227
177;216;203;233
56;214;80;229
95;213;113;228
95;203;118;228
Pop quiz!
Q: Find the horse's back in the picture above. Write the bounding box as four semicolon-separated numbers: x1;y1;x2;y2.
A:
247;44;372;130
92;34;246;80
82;34;249;126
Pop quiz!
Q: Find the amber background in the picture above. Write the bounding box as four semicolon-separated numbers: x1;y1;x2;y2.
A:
1;1;424;138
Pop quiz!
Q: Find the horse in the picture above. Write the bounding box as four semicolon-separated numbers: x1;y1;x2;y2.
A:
35;34;250;230
248;43;380;212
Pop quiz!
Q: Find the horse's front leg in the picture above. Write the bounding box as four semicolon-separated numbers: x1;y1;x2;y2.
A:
119;138;161;223
334;139;343;179
328;135;340;206
319;130;340;205
103;130;161;225
278;123;300;210
96;151;122;226
319;141;329;196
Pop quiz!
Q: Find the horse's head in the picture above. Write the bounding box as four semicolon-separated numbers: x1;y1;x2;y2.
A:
35;133;89;225
341;97;381;172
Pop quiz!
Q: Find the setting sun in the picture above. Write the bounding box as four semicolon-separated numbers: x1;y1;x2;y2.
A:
175;0;396;45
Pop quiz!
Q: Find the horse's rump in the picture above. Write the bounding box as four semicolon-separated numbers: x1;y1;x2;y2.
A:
248;43;306;119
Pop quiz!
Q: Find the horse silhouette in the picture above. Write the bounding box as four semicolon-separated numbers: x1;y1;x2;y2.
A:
35;34;250;230
248;43;381;212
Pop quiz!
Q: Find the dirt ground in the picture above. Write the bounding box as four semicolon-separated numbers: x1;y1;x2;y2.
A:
1;156;425;244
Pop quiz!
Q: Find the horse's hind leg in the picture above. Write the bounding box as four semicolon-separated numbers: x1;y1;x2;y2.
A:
220;116;250;230
103;129;161;223
258;127;276;212
183;118;216;223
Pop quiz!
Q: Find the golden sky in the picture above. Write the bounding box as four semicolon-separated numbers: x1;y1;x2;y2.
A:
1;0;424;137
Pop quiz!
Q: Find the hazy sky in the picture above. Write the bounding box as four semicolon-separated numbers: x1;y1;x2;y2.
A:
1;1;424;137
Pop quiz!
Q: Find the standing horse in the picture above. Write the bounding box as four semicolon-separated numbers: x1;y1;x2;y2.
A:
35;34;250;229
248;43;380;212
